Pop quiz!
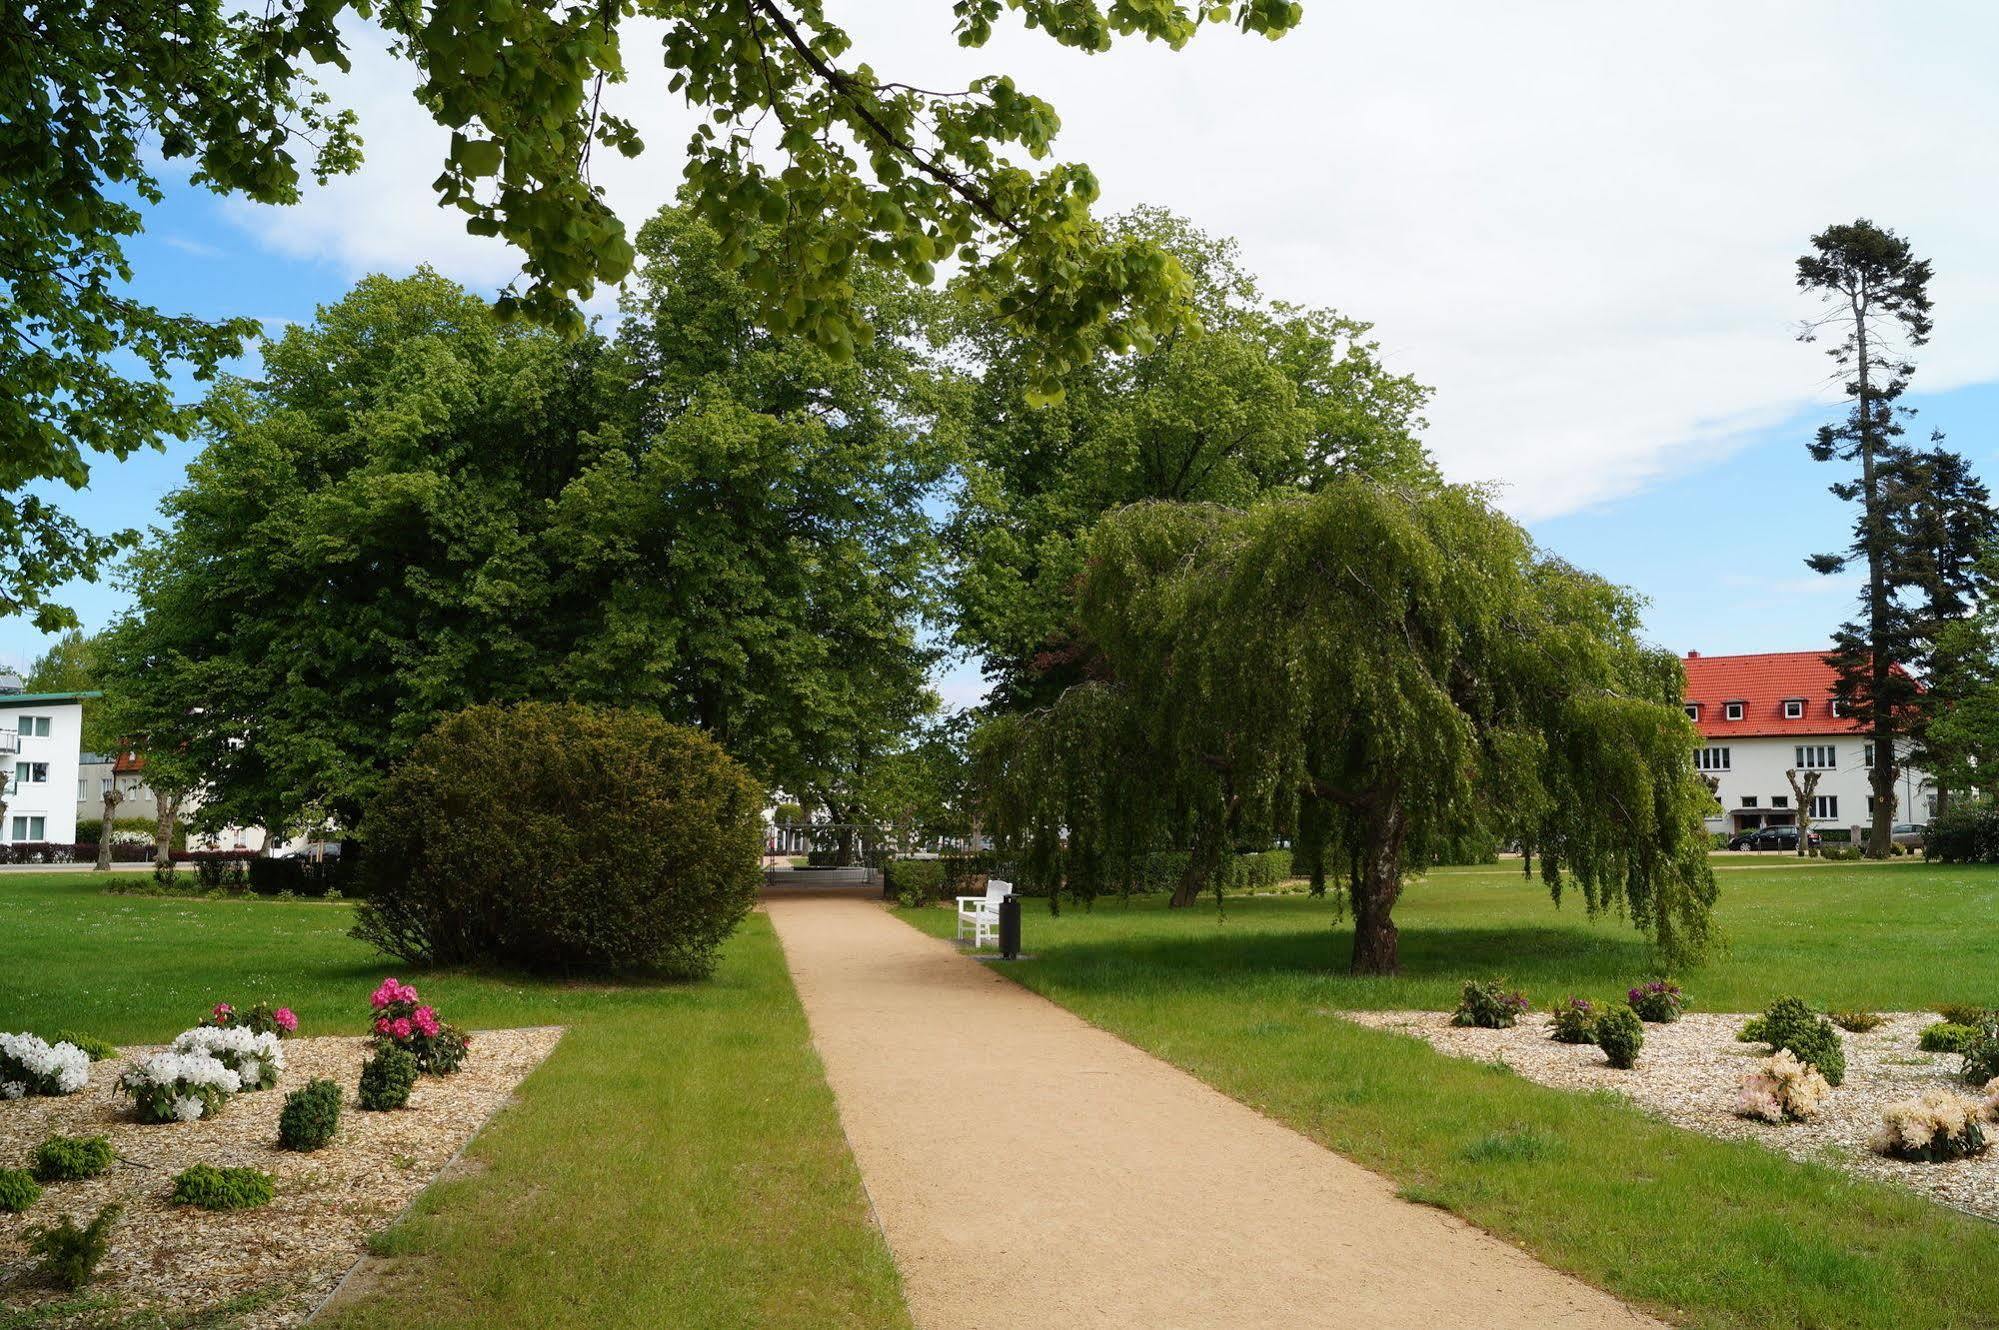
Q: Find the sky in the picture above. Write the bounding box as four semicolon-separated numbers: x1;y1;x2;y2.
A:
10;0;1999;710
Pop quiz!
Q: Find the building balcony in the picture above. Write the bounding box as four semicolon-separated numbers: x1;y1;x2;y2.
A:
0;731;19;755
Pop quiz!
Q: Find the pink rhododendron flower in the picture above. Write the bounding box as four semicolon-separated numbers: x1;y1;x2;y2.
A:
374;1017;393;1036
388;1018;413;1040
212;1003;234;1019
413;1006;441;1037
274;1008;298;1033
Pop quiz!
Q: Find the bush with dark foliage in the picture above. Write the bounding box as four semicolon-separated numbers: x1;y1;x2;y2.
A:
1926;803;1999;863
277;1079;342;1151
25;1203;120;1289
352;703;763;977
1758;996;1847;1087
358;1046;418;1111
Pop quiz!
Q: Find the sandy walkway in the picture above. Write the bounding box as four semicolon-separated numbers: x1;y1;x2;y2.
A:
766;895;1661;1330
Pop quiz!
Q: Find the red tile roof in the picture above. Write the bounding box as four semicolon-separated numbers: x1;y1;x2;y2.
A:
1681;651;1859;738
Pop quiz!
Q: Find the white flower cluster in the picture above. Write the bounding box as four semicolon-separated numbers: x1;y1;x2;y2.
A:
118;1048;243;1122
1735;1049;1832;1124
0;1031;91;1098
172;1025;284;1090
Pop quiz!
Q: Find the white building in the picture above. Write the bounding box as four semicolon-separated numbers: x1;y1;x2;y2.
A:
1684;651;1931;837
0;689;92;846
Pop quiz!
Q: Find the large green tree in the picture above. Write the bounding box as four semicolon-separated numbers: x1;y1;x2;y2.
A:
102;209;952;837
976;482;1717;974
6;1;1300;625
946;209;1434;707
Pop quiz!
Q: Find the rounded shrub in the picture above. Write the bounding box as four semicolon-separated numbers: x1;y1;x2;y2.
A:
358;1046;418;1111
32;1134;115;1183
1759;996;1846;1087
1959;1016;1999;1088
352;702;763;977
278;1078;342;1151
1596;1008;1644;1069
1921;1022;1977;1054
0;1167;43;1213
170;1164;274;1211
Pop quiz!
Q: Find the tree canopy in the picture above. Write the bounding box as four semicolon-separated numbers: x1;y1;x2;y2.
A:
6;0;1300;624
101;208;953;838
975;481;1717;974
945;209;1435;707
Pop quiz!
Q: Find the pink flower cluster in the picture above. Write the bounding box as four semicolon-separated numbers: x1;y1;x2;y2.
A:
273;1007;299;1034
211;1003;234;1021
370;978;419;1010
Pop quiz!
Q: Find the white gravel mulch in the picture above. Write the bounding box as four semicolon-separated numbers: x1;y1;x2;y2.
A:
1342;1010;1999;1220
0;1027;563;1327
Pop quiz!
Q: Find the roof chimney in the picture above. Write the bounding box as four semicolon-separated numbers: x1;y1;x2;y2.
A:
1686;651;1701;659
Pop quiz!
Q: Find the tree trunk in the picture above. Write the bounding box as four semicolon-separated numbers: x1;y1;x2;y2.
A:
95;787;123;872
153;791;182;868
1169;829;1218;908
1349;804;1408;975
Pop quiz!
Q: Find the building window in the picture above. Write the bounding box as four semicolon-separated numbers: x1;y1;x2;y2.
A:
13;761;47;785
10;815;45;841
1830;700;1844;718
1794;745;1836;770
1811;795;1838;820
1684;703;1700;721
1783;699;1805;719
1741;796;1759;808
13;716;49;738
1695;747;1731;772
1724;701;1745;721
1771;795;1789;809
1864;742;1875;767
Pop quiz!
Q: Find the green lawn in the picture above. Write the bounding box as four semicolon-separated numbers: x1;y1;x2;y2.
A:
903;860;1999;1330
0;874;909;1330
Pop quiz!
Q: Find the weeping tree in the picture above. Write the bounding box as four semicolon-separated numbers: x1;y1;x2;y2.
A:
976;480;1718;974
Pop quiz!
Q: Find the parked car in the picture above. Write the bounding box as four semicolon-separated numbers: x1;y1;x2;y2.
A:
1890;823;1927;849
1730;825;1821;852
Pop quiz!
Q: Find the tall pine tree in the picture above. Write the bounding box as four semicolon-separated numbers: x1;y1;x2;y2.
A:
1798;221;1961;853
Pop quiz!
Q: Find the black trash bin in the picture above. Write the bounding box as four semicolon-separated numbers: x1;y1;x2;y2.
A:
998;893;1021;960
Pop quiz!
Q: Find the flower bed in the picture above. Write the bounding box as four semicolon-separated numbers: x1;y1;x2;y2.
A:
0;1034;90;1100
0;1029;561;1327
1343;1010;1999;1222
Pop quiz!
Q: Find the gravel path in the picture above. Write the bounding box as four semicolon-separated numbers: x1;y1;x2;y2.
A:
0;1028;561;1326
767;895;1662;1330
1344;1010;1999;1219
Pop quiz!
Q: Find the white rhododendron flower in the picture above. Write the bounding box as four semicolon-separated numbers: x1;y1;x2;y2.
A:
170;1026;283;1090
0;1081;24;1100
0;1031;90;1097
173;1095;207;1122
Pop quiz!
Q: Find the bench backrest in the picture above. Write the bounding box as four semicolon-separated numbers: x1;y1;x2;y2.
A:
986;878;1012;902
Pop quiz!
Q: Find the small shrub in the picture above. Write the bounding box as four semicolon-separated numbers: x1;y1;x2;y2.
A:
1959;1016;1999;1088
0;1167;42;1212
1626;981;1688;1023
277;1079;342;1152
1547;995;1597;1045
1452;979;1529;1029
884;858;948;907
352;703;763;977
1926;803;1999;864
1873;1089;1990;1162
25;1203;120;1289
171;1164;275;1211
1922;1022;1977;1054
1756;996;1846;1086
368;978;469;1074
1935;1002;1993;1028
1595;1008;1644;1069
204;1001;299;1038
1736;1015;1769;1043
358;1046;418;1111
48;1031;117;1062
1831;1011;1884;1033
32;1135;115;1183
1735;1050;1832;1123
0;1031;92;1098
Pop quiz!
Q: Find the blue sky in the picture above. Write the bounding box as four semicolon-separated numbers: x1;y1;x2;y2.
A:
9;1;1997;705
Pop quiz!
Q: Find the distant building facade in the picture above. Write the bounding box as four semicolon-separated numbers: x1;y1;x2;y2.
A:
1;690;91;845
1683;651;1931;836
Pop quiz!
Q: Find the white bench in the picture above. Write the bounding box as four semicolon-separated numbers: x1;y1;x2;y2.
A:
956;877;1012;949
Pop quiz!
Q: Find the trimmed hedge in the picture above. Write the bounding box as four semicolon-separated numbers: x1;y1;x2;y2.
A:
884;858;950;906
353;702;763;977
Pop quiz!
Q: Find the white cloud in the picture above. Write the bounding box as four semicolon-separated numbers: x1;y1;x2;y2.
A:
222;1;1999;519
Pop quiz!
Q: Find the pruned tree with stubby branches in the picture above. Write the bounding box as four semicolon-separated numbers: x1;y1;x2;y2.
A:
974;481;1719;975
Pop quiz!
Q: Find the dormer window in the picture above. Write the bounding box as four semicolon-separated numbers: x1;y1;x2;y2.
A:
1829;700;1843;718
1684;703;1700;721
1724;701;1745;721
1783;698;1805;720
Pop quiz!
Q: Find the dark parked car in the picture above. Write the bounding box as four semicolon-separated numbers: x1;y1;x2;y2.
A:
1729;825;1821;852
